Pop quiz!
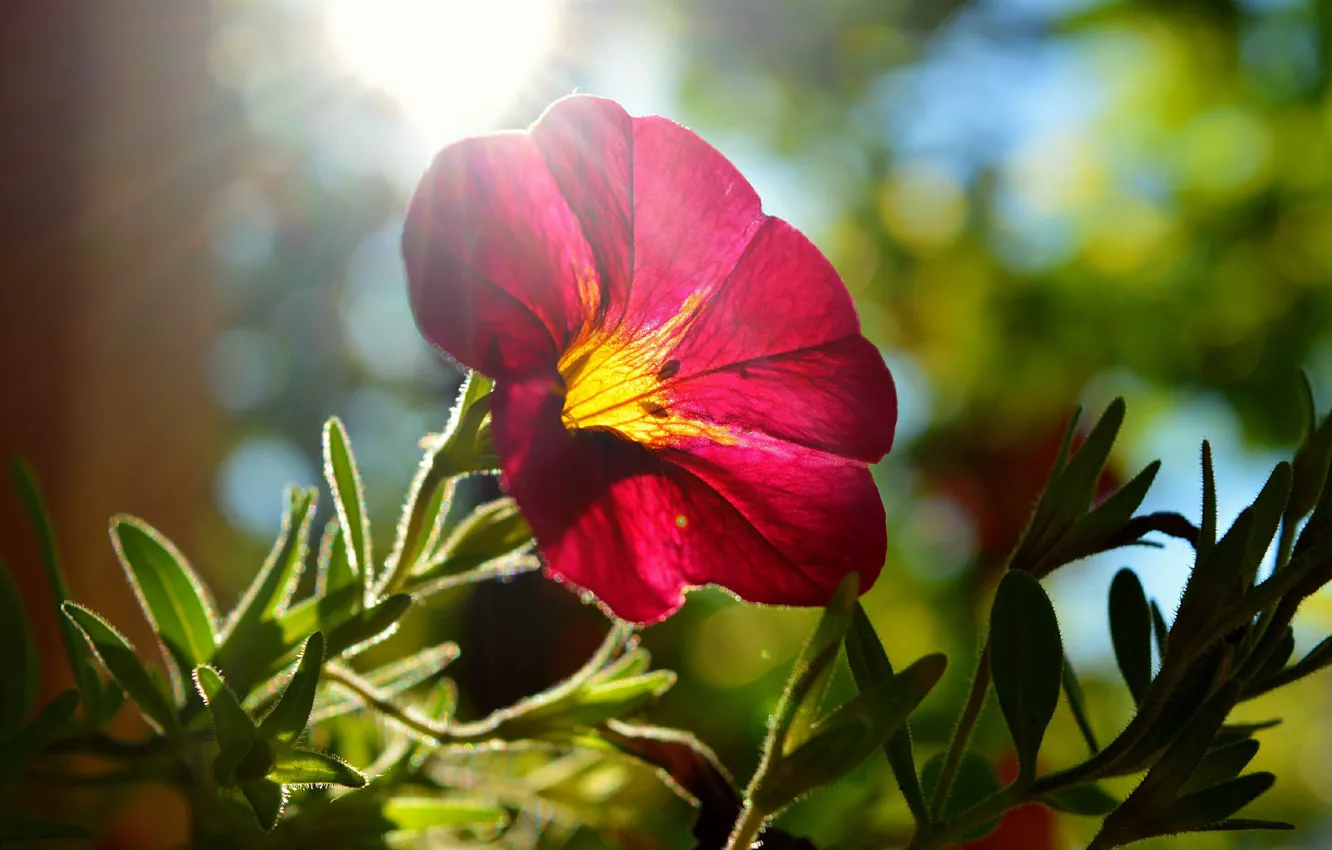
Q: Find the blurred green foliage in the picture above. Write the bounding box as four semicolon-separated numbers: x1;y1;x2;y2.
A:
104;0;1332;846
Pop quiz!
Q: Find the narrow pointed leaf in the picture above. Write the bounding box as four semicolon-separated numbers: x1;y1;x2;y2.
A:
1180;738;1259;796
323;418;372;601
222;487;316;647
1041;783;1118;815
1045;460;1160;569
384;373;494;588
418;497;533;580
1255;627;1295;682
1238;463;1291;585
1046;398;1126;527
318;518;355;597
1200;440;1217;561
1198;817;1294;832
62;603;180;737
240;777;286;831
1177;509;1254;641
1289;374;1332;521
1109;568;1153;704
193;666;255;751
0;689;79;787
12;460;102;717
270;748;366;787
1061;659;1099;753
0;556;37;736
846;602;928;827
756;652;945;815
326;593;412;659
313;641;459;723
259;632;324;745
1150;599;1170;658
111;517;218;686
773;572;858;757
1134;682;1239;801
1152;772;1276;836
989;570;1064;781
382;797;508;832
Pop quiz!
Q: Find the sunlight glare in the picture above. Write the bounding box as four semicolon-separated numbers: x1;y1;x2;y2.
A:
326;0;562;144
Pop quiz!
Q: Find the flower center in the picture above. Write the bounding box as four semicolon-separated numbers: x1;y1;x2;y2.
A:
557;292;734;448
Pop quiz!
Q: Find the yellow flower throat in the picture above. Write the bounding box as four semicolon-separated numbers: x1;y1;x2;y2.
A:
556;292;735;448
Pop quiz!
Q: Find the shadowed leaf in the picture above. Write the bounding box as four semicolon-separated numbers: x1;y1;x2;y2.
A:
1109;568;1152;703
989;570;1063;781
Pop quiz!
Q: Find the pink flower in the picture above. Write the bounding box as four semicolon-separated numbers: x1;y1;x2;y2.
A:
403;95;896;623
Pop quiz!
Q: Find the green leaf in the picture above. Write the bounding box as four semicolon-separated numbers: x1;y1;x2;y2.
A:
1198;817;1294;832
1061;659;1099;753
270;748;366;787
1045;460;1160;569
259;632;324;745
751;714;872;813
772;572;859;757
213;740;252;787
1041;783;1118;816
1108;568;1153;704
845;603;928;827
12;460;102;719
988;570;1064;782
313;641;459;724
240;777;286;831
383;373;495;591
753;652;945;814
1237;463;1291;586
1151;772;1276;836
1289;374;1332;521
417;497;533;581
1150;599;1170;659
381;797;509;832
326;593;412;659
1037;398;1125;548
110;517;218;690
318;518;355;598
62;603;180;737
1200;440;1217;562
0;810;90;841
0;556;37;737
1180;739;1259;796
501;671;677;737
920;752;1003;841
221;487;316;651
0;689;79;788
324;418;372;603
1133;682;1239;802
193;666;255;752
1176;509;1254;643
1255;627;1295;682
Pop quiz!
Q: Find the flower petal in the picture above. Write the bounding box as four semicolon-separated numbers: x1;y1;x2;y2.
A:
530;96;635;326
662;436;886;603
661;217;896;461
402;132;601;378
493;377;884;623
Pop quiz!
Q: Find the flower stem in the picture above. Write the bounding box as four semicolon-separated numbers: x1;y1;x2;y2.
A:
724;802;766;850
930;640;990;819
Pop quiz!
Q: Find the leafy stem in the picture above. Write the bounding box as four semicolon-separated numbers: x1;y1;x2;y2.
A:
929;640;990;820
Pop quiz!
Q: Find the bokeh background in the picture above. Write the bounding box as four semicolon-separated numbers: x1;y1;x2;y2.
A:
3;0;1332;846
